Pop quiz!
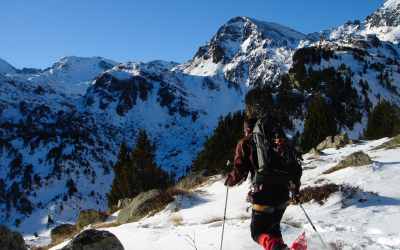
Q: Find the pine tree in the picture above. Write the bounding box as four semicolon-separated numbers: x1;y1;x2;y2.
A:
191;110;246;174
106;141;131;207
299;93;338;153
362;99;400;140
106;130;173;208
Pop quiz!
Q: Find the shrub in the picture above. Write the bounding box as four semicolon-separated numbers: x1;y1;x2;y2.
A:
300;183;341;205
300;183;378;206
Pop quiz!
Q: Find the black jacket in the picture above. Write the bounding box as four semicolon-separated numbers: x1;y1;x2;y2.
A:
227;135;302;206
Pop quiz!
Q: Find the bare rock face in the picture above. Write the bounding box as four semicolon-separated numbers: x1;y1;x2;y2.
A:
316;132;349;151
372;134;400;150
50;224;75;242
336;150;373;168
76;209;108;229
323;150;373;174
176;170;210;189
62;229;124;250
116;189;161;225
309;148;323;156
117;198;133;208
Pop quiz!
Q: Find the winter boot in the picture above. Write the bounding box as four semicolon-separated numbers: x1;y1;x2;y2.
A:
272;243;290;250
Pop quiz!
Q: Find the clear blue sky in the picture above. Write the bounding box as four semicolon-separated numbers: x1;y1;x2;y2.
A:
0;0;386;69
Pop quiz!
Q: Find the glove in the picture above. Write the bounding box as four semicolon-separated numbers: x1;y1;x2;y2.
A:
291;190;301;204
246;191;254;203
224;174;231;187
290;183;301;204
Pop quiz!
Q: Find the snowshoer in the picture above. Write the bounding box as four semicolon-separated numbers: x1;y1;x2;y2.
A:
225;117;302;250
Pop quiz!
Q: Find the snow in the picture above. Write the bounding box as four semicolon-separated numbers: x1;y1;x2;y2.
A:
23;137;399;250
0;58;17;74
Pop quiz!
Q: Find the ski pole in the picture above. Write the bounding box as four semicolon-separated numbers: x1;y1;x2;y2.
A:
298;200;328;248
221;177;230;250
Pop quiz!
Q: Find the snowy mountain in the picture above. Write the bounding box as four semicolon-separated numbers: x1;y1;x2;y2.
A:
0;58;17;74
310;0;400;44
184;16;313;90
0;0;400;244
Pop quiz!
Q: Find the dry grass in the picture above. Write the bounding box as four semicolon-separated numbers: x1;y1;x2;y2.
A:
385;144;400;150
202;215;223;224
303;166;317;170
329;240;348;250
90;221;120;230
314;178;326;184
237;213;251;221
282;216;302;228
168;213;184;226
322;165;347;174
283;220;302;228
49;226;81;247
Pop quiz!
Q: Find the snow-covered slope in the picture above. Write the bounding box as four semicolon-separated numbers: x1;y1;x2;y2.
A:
183;16;313;90
0;58;17;74
1;0;400;243
311;0;400;44
35;137;400;250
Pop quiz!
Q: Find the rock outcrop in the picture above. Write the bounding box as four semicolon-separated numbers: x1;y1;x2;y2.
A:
76;209;108;229
323;150;373;174
372;134;400;150
176;170;210;189
116;189;161;224
316;132;350;151
50;224;75;242
62;229;124;250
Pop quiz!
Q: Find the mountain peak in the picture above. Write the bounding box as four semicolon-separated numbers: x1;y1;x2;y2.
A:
366;0;400;28
0;58;17;74
50;56;118;72
222;16;307;42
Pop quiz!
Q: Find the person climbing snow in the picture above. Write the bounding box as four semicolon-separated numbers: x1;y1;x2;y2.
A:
225;116;303;250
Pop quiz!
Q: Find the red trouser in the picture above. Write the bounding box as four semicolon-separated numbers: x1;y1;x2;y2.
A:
258;234;284;250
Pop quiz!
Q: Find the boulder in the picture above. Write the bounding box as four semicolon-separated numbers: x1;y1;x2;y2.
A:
117;198;133;208
336;150;373;168
323;150;373;174
0;225;26;250
372;134;400;150
76;209;108;229
316;132;349;151
50;224;75;242
176;170;210;189
309;148;323;156
62;229;124;250
116;189;161;225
